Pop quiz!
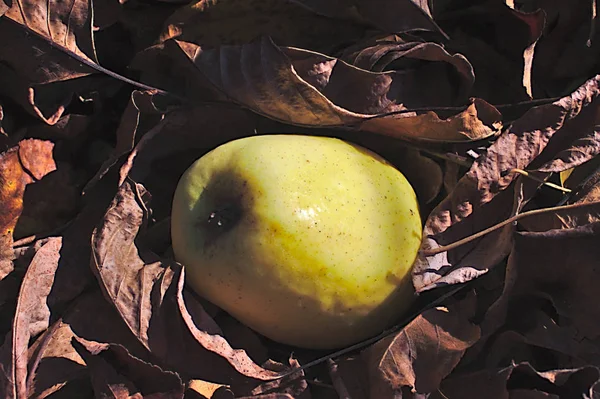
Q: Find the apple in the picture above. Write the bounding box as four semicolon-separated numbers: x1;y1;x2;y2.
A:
171;134;422;349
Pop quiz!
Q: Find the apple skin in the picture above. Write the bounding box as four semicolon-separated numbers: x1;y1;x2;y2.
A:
171;134;422;349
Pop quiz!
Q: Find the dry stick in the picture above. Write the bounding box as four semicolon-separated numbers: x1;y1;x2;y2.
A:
420;201;589;257
509;168;571;193
420;149;572;194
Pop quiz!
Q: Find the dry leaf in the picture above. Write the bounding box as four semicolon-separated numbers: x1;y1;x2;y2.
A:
91;180;285;384
439;3;545;102
413;75;600;292
73;338;185;398
363;294;480;397
0;0;101;123
291;0;444;36
0;237;63;399
527;0;600;96
161;0;366;54
436;363;600;399
188;380;229;398
0;139;56;239
176;36;500;142
327;357;369;399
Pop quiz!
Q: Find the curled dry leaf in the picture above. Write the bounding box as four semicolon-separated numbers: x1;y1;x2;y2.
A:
91;180;285;384
0;139;56;239
160;0;366;53
250;357;308;399
0;0;99;123
483;200;600;346
0;237;62;399
174;37;501;142
73;338;185;399
436;362;600;399
117;104;260;219
327;357;369;399
363;294;480;397
26;290;153;398
290;0;444;37
188;379;229;398
413;74;600;292
26;320;90;398
530;0;600;96
439;3;545;103
341;34;474;99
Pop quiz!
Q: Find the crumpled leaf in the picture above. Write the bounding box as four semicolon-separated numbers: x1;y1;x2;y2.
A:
26;290;152;398
73;338;185;399
176;36;501;142
528;0;600;97
1;0;97;63
363;294;480;397
118;104;259;218
0;0;101;123
0;237;63;399
188;379;229;398
483;200;600;346
291;0;445;37
341;34;474;93
413;74;600;292
91;180;285;384
439;2;545;102
327;357;369;399
0;139;56;239
25;320;90;398
161;0;366;54
250;357;309;398
436;363;600;399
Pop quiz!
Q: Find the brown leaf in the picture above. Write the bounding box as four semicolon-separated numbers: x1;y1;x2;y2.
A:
291;0;445;37
73;338;185;399
91;180;285;384
26;290;158;398
25;320;91;398
188;380;229;399
483;201;600;348
439;3;545;103
363;294;480;397
0;11;100;123
412;75;600;292
2;0;97;62
0;139;56;239
250;357;309;399
2;170;135;398
529;0;600;97
160;0;366;53
341;34;474;99
0;237;62;399
327;357;369;399
12;164;80;239
360;98;502;142
436;363;600;399
176;36;500;142
118;104;259;219
84;89;166;194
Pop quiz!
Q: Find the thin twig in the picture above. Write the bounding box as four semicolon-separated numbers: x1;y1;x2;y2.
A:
420;201;589;257
509;168;571;193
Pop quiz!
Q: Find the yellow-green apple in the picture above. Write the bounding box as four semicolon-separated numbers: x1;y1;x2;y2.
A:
171;134;422;349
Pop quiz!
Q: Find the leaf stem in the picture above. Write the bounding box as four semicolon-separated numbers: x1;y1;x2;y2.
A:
419;201;590;257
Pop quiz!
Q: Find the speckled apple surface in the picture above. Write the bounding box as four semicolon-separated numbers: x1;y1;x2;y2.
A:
171;134;422;349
